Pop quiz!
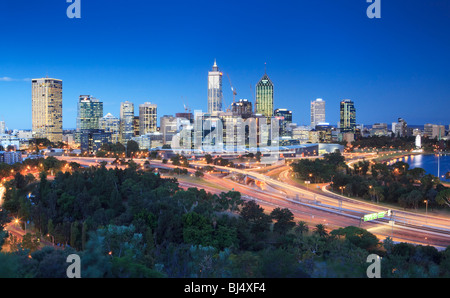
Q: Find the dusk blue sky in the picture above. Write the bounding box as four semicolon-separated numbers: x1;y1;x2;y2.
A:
0;0;449;130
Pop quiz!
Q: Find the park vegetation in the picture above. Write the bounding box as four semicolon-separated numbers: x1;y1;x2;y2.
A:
0;156;449;278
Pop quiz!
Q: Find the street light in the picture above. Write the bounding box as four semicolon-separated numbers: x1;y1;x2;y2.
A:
47;234;55;244
424;200;428;224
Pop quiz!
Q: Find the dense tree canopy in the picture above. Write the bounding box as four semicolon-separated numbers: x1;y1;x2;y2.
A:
0;155;449;278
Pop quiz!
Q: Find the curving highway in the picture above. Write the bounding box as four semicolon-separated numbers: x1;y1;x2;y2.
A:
56;156;450;249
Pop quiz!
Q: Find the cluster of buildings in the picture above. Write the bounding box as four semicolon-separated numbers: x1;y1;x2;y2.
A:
71;97;162;154
362;118;448;141
0;61;449;164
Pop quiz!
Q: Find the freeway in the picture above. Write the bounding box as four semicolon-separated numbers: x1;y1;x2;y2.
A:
56;156;450;249
197;162;450;249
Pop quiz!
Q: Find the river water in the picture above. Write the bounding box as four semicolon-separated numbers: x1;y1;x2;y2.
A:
403;154;450;182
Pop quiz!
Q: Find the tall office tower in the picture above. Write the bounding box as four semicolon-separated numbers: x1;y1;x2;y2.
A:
120;101;135;143
208;59;223;114
310;98;326;128
75;95;103;143
32;78;63;143
274;108;293;137
231;99;253;119
160;115;178;145
255;72;274;117
339;99;356;133
133;116;140;137
100;113;121;144
139;102;157;135
0;121;5;134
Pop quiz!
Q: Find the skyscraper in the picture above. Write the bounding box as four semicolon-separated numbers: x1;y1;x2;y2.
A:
120;101;135;143
255;72;274;117
274;108;293;137
339;99;356;133
139;102;158;135
160;115;178;145
32;78;63;143
208;60;223;114
311;98;326;128
75;95;103;143
100;113;120;144
231;99;253;119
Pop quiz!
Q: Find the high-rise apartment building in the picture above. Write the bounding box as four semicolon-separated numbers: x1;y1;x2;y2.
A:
139;102;157;135
339;99;356;133
208;60;223;114
255;72;274;117
120;101;135;144
32;78;63;143
75;95;103;143
311;98;326;128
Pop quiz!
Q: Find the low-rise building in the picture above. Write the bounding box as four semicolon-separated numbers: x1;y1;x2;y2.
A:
0;151;23;165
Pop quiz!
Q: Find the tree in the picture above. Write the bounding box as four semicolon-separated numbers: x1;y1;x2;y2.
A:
111;251;165;278
330;226;380;251
400;189;422;209
80;231;112;278
0;253;20;278
239;201;272;248
270;208;296;236
240;201;272;228
70;221;81;249
0;210;11;249
99;225;144;258
218;191;243;212
126;140;140;158
205;154;213;164
314;224;328;238
294;221;309;237
194;170;204;178
436;189;450;208
20;233;41;253
182;212;214;246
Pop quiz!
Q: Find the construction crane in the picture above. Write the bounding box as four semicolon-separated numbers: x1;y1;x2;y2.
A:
181;96;191;114
226;73;237;104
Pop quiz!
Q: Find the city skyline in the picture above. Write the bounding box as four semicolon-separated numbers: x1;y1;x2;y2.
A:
0;0;449;129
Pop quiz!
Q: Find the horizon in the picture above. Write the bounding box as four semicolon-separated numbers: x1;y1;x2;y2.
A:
0;0;449;130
